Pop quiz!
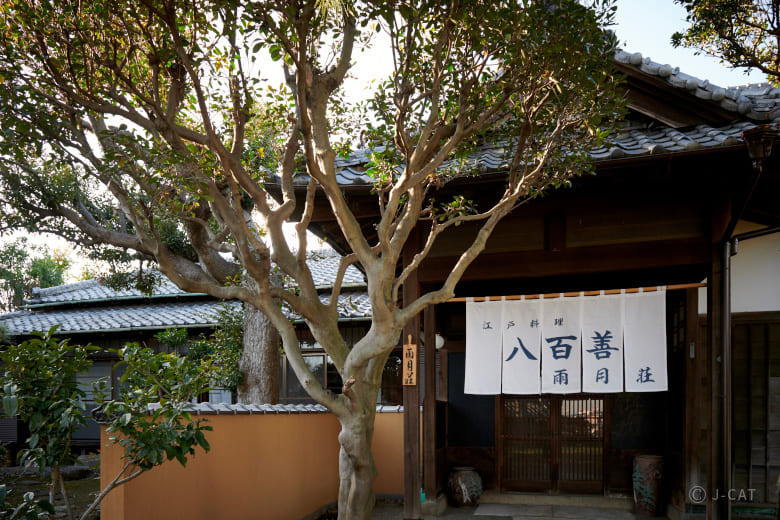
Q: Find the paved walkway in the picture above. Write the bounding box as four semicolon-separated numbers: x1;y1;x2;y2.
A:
370;502;644;519
474;504;642;519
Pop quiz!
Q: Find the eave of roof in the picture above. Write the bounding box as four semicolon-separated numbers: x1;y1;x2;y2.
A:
614;50;780;123
0;290;372;336
21;250;366;310
264;49;778;193
22;292;211;310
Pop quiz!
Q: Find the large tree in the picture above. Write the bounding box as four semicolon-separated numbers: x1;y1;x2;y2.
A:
672;0;780;84
0;1;623;517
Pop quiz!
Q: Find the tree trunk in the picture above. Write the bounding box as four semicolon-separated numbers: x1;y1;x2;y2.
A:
238;300;280;404
49;465;57;506
49;465;74;520
58;467;74;520
337;408;378;520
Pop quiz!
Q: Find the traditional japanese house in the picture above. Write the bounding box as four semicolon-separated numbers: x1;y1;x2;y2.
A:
0;250;379;451
285;50;780;519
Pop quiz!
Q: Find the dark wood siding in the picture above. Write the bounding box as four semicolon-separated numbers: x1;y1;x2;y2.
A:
732;314;780;505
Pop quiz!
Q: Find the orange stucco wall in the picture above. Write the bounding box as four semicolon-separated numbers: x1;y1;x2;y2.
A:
100;411;404;519
372;412;404;495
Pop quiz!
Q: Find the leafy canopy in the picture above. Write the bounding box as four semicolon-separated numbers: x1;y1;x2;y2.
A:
186;303;244;394
672;0;780;85
0;2;624;514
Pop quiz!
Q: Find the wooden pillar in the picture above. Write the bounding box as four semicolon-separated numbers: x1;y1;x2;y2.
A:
706;186;734;520
708;241;731;520
721;240;732;520
403;239;422;519
684;288;702;498
707;243;720;520
423;306;437;499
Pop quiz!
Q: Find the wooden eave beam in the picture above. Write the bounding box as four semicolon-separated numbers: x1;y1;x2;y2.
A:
416;237;711;284
615;63;740;127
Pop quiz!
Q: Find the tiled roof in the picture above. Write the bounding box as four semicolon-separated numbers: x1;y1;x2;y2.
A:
26;278;193;306
128;403;405;416
269;50;779;188
297;117;758;186
2;301;228;335
316;290;371;320
590;120;753;160
0;290;371;336
614;49;780;121
24;249;364;307
280;120;767;187
306;250;365;287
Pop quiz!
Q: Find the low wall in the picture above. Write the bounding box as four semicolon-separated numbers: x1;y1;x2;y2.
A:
100;404;404;520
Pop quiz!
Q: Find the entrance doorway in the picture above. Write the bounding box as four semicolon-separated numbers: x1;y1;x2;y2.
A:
498;395;606;493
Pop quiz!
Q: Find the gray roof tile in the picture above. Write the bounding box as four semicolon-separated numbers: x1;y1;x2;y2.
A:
27;278;192;306
0;290;371;336
279;119;773;188
268;50;779;189
0;301;227;335
142;403;398;415
306;250;365;287
614;49;780;122
23;249;364;307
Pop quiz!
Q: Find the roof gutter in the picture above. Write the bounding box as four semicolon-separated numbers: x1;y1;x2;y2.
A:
23;285;367;309
9;314;374;336
22;292;211;310
22;322;221;336
291;315;372;325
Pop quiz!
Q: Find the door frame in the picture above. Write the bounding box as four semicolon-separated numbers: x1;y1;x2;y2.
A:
496;394;610;494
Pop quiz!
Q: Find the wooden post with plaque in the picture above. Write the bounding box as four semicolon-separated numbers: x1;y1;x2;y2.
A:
403;334;417;386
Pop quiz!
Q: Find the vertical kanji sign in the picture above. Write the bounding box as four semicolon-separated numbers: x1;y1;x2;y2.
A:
403;334;417;386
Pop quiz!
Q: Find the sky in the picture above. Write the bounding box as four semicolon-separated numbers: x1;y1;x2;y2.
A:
612;0;767;87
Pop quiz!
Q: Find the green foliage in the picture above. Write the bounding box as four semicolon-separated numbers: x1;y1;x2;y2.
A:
0;327;94;472
673;0;779;85
154;327;189;354
0;324;10;344
94;343;212;471
187;304;244;394
363;0;624;217
99;265;164;296
0;329;213;516
0;237;71;312
0;484;55;520
0;1;627;514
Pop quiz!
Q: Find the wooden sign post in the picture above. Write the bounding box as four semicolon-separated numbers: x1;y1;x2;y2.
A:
403;334;417;386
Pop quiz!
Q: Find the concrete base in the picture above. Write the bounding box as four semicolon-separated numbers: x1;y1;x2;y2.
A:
421;494;449;516
666;503;705;520
480;490;634;511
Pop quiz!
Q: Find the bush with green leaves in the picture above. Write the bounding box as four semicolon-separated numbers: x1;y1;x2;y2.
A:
0;484;55;520
80;343;213;520
186;304;244;394
1;327;93;517
97;343;213;467
153;326;189;354
1;331;213;520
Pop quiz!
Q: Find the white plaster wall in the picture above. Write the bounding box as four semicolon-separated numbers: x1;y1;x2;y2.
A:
698;224;780;314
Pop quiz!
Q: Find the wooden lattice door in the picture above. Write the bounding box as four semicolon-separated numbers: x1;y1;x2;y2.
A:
499;395;605;493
